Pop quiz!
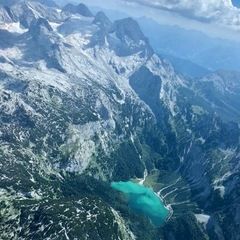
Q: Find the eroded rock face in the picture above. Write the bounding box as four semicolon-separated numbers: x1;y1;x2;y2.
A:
0;5;15;23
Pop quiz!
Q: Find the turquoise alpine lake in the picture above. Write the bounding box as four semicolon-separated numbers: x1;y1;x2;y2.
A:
111;181;170;226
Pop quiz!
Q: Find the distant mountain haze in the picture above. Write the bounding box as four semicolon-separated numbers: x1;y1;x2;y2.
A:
138;16;240;72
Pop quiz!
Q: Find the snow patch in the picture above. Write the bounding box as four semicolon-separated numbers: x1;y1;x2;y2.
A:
0;22;27;34
195;214;210;229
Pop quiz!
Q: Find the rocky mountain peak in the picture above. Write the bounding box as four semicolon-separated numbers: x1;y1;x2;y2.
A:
29;17;53;37
113;17;146;43
107;17;153;57
62;3;93;17
93;11;112;29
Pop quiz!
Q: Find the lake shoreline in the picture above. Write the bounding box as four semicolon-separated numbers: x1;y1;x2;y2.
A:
136;170;173;223
111;180;171;226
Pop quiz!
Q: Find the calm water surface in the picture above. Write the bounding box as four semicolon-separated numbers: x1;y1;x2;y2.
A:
111;181;170;226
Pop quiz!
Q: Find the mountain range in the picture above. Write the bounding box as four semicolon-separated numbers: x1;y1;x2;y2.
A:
137;17;240;74
0;1;240;240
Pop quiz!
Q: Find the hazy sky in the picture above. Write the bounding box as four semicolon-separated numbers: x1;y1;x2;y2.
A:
68;0;240;41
